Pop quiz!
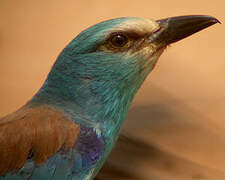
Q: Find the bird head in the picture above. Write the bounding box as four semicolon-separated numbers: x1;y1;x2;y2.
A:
32;15;219;134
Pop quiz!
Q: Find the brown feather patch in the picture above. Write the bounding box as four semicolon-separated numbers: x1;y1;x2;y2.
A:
0;105;80;175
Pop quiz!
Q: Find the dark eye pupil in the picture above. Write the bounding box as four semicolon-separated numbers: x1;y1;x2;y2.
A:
111;34;128;47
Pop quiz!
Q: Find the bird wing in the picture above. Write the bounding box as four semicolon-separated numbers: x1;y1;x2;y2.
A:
0;104;80;177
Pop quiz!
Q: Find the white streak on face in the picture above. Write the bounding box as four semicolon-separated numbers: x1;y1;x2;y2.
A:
100;17;164;65
112;18;160;35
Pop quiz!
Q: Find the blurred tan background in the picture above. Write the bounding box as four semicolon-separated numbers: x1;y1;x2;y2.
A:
0;0;225;179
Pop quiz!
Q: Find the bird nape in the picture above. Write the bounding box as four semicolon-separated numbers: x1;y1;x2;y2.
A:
0;15;219;180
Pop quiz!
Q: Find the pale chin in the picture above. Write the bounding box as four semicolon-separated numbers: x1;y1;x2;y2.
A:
144;47;166;70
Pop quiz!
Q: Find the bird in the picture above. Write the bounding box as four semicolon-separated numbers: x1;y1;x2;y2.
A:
0;15;219;180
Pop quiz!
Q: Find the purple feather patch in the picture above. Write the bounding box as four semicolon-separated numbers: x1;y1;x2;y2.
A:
75;127;104;167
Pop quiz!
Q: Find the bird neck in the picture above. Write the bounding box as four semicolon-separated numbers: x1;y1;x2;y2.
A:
29;56;143;141
30;78;136;139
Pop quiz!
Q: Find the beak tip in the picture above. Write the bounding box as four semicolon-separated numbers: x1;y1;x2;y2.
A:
212;17;221;24
203;15;221;25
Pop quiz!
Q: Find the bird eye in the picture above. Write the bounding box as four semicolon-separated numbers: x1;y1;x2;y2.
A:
110;33;128;48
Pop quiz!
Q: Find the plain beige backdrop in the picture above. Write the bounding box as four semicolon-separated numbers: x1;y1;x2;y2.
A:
0;0;225;179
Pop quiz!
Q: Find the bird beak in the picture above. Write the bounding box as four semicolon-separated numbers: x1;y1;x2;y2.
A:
151;15;220;45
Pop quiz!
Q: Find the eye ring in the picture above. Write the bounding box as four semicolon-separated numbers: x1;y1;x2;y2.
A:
110;33;128;48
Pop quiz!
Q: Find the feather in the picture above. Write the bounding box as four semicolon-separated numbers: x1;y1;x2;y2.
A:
0;104;80;176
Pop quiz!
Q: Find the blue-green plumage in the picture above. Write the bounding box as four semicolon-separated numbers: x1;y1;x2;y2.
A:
29;18;157;179
0;15;219;180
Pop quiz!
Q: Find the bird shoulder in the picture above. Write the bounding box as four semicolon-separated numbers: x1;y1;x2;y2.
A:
0;105;80;176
